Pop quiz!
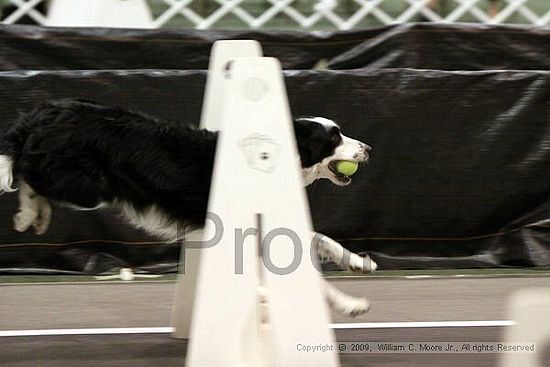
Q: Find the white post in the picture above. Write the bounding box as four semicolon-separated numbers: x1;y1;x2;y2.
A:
46;0;153;28
200;41;264;131
170;40;263;339
186;57;339;367
500;288;550;367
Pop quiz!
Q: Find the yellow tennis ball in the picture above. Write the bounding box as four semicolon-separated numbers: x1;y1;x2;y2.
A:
335;160;358;176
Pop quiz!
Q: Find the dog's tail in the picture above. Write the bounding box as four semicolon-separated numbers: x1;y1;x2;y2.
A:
0;154;16;193
0;131;18;193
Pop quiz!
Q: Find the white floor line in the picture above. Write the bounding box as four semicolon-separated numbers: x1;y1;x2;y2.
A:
0;320;514;337
0;327;173;337
330;320;515;329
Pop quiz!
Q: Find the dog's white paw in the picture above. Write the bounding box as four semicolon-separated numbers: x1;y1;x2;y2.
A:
333;296;370;317
348;253;378;273
32;201;51;235
33;218;50;235
13;212;34;232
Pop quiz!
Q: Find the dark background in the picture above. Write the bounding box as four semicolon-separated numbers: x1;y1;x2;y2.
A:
0;23;548;273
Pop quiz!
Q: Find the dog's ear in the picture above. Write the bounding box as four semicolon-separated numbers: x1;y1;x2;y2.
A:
293;118;314;139
293;118;331;168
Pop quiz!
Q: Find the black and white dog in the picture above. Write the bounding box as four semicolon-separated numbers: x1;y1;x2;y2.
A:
0;99;376;316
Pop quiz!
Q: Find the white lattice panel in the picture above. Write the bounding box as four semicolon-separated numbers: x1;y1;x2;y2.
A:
1;0;549;31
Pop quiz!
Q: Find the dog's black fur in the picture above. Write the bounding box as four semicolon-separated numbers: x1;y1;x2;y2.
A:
1;99;344;228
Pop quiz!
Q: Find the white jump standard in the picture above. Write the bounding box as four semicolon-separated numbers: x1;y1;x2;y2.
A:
186;56;338;367
170;39;377;345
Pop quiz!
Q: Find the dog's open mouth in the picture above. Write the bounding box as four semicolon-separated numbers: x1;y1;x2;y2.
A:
328;161;352;185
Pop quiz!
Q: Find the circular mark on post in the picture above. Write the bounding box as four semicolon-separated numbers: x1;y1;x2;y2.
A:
241;77;268;102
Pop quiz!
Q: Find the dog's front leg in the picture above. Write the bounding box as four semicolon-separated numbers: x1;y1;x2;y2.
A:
312;233;375;316
314;232;377;273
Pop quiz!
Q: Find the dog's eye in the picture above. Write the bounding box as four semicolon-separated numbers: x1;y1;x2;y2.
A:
330;128;342;144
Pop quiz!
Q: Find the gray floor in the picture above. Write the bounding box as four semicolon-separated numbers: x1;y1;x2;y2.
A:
1;276;549;366
2;276;549;329
0;328;509;367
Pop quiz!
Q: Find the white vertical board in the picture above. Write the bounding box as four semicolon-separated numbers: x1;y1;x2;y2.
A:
47;0;153;28
170;40;263;339
200;40;263;131
186;57;339;367
500;288;550;367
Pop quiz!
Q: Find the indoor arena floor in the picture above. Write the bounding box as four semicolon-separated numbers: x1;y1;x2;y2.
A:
1;273;549;366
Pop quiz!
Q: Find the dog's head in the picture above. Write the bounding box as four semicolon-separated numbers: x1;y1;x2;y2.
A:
293;117;371;186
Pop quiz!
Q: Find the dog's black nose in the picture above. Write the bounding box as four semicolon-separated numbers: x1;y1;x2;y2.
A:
361;143;372;153
355;143;371;161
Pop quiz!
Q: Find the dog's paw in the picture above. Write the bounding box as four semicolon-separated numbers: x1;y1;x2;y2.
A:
348;253;378;273
13;212;33;232
333;296;370;317
32;218;50;235
32;203;51;235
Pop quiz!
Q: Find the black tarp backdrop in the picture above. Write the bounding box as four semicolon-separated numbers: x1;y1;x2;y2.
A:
1;23;550;71
0;24;548;273
0;24;375;70
326;23;550;70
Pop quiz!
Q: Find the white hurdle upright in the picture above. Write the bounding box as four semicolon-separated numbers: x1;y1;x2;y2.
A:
47;0;153;28
170;40;264;339
500;288;550;367
180;41;340;366
199;41;264;131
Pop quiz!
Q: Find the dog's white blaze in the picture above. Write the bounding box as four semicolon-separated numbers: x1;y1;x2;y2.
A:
330;134;366;162
300;116;338;128
0;155;16;192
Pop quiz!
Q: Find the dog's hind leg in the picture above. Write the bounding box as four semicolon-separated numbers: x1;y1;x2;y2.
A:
13;182;38;233
33;195;52;235
13;181;52;234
